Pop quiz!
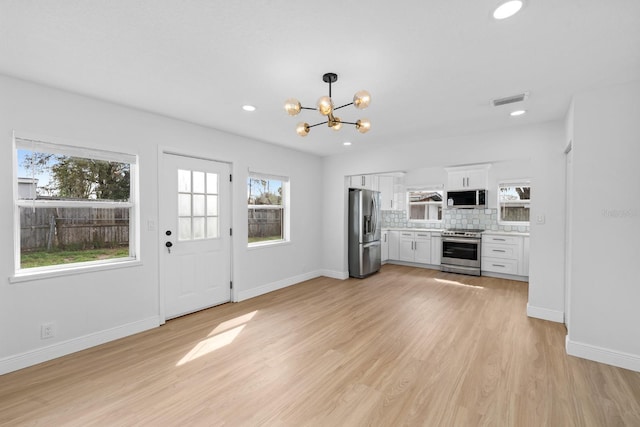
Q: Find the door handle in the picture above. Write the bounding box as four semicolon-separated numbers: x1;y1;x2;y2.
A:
165;241;173;253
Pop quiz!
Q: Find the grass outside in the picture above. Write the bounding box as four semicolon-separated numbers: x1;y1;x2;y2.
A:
21;247;130;269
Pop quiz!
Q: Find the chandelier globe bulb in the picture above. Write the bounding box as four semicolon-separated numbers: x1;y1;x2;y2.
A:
296;122;310;137
317;96;333;116
353;90;371;109
356;119;371;134
284;98;301;116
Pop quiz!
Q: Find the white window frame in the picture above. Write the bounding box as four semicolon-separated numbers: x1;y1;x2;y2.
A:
406;186;444;223
12;132;140;281
497;180;531;225
247;172;290;248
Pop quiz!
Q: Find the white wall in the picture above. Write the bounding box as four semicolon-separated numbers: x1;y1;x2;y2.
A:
566;79;640;371
322;122;567;319
0;75;323;374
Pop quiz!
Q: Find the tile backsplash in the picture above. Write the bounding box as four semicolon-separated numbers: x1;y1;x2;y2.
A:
381;209;530;233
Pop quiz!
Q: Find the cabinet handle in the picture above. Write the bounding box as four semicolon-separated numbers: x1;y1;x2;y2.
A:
391;200;393;209
362;176;365;186
492;249;506;253
492;264;506;268
492;238;506;241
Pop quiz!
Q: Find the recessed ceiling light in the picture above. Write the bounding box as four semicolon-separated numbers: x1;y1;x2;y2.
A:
343;141;352;146
510;110;527;116
242;105;256;112
493;0;524;20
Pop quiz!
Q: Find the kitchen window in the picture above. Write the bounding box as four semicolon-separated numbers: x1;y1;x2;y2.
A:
498;182;530;224
13;134;138;277
407;189;443;222
247;173;289;246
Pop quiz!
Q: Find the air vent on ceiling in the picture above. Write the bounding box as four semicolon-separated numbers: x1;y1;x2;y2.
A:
492;92;529;107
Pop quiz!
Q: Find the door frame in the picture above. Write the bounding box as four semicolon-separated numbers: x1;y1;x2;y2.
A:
564;142;573;332
157;146;234;324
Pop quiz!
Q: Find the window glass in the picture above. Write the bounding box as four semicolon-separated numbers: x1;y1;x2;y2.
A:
407;189;444;221
15;138;136;272
498;184;531;223
177;169;219;241
247;175;288;245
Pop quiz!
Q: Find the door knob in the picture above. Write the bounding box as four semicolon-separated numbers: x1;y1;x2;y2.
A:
165;241;173;253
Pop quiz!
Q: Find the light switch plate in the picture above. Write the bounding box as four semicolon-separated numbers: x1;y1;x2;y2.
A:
536;215;545;224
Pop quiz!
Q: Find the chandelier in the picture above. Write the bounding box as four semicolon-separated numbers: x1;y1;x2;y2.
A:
284;72;371;137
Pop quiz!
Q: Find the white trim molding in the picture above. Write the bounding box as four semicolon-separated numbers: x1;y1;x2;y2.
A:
0;316;160;375
320;269;349;280
235;271;324;302
566;336;640;373
526;303;564;323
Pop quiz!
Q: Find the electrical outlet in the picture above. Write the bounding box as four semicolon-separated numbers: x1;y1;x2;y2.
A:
41;322;55;339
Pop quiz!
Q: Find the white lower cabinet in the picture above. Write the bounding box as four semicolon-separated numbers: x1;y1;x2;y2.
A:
431;233;442;266
399;231;431;264
481;233;528;278
388;231;399;260
381;230;389;262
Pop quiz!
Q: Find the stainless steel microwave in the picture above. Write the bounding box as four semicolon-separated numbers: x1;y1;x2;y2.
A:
446;189;487;209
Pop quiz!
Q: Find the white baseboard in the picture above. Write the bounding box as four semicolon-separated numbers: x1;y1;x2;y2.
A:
320;269;349;280
526;303;564;323
0;316;160;376
566;336;640;372
236;270;324;302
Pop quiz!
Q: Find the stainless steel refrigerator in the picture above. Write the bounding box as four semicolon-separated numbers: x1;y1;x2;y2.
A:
348;188;381;278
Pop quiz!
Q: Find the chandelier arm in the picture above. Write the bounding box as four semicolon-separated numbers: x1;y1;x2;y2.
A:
301;106;318;111
333;102;354;111
308;121;328;128
340;121;359;125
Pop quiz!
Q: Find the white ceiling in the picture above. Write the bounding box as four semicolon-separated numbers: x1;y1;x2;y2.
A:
1;1;639;157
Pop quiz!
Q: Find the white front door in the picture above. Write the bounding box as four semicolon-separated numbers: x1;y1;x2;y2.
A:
160;153;231;319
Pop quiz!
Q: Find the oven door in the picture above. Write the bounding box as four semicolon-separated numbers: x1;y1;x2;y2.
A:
441;237;481;268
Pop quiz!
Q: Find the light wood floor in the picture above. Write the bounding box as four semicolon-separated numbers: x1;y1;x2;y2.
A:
2;264;640;426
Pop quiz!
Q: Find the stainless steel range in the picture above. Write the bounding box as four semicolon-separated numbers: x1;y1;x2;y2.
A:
441;229;483;276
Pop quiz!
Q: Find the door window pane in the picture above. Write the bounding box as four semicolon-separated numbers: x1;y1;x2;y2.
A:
193;194;205;216
178;194;191;216
179;217;191;240
193;217;205;240
193;171;205;194
178;169;191;193
207;195;218;216
207;173;218;194
207;217;218;238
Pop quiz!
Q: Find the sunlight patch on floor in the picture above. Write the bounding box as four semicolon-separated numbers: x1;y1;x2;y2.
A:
434;277;485;289
177;310;258;366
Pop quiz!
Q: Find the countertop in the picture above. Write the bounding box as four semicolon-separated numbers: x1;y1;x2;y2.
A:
382;227;529;236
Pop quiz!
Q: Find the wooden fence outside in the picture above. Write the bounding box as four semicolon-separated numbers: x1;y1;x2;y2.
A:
248;207;282;239
20;207;129;252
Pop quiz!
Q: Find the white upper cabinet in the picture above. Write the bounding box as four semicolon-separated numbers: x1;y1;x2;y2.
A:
378;175;405;210
350;175;379;191
446;164;490;190
378;176;394;210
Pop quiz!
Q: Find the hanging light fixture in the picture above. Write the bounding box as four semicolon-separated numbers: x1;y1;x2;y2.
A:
284;72;371;137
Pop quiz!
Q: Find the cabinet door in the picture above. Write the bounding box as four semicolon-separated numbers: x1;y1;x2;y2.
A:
350;175;365;189
398;232;415;262
378;176;394;210
431;234;442;265
381;231;389;262
388;231;400;260
447;170;468;190
466;169;488;189
414;233;431;264
522;236;530;276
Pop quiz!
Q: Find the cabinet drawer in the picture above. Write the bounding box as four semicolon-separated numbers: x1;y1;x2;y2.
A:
482;257;519;275
482;243;519;259
483;234;521;246
415;232;431;240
